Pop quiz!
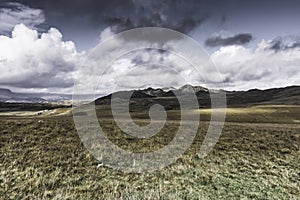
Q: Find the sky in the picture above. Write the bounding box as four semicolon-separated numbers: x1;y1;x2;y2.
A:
0;0;299;94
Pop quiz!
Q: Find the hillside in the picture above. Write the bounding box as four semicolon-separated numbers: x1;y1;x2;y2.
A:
95;85;300;109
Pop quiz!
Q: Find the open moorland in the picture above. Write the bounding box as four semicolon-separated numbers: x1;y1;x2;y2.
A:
0;103;299;199
0;85;299;199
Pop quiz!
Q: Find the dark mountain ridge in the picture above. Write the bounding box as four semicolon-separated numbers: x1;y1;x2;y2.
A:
0;85;299;109
95;85;300;109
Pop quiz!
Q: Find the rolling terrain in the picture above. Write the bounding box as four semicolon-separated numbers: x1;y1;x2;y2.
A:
0;85;299;199
95;85;300;110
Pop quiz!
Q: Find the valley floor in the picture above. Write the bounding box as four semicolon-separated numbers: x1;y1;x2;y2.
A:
0;105;299;199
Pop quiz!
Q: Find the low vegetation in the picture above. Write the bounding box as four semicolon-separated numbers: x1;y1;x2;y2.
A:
0;105;299;199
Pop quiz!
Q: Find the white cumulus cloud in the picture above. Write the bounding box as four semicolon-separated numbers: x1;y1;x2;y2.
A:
0;23;299;94
0;24;82;91
210;40;300;90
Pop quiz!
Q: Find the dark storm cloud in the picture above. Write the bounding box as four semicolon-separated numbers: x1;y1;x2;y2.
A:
130;49;169;67
0;2;45;34
205;33;253;47
1;75;74;89
102;0;209;34
268;36;300;51
12;0;223;34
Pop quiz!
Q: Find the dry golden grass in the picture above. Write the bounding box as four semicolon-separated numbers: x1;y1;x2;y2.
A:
0;105;299;199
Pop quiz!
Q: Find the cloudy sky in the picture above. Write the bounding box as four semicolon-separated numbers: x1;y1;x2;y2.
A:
0;0;299;94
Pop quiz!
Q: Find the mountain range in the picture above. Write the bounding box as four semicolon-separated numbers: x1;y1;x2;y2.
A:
95;85;300;109
0;88;71;103
1;85;299;108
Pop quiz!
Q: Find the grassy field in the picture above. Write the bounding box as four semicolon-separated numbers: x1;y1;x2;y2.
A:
0;105;299;199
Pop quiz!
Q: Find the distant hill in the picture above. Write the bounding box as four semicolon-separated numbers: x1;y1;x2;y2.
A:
1;85;299;110
226;86;300;106
0;88;71;103
0;88;13;96
0;102;70;112
95;85;300;109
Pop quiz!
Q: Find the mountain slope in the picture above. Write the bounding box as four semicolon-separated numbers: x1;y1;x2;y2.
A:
95;85;300;109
